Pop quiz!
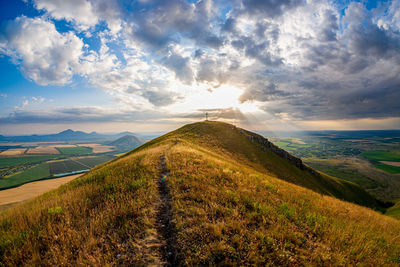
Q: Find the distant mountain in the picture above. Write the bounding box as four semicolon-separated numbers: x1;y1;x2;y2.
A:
109;135;144;151
0;130;141;142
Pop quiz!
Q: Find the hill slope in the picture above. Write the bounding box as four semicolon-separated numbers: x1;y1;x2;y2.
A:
109;134;144;151
1;121;400;265
146;121;383;210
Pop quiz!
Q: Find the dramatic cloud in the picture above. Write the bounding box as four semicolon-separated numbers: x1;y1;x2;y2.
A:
1;0;399;131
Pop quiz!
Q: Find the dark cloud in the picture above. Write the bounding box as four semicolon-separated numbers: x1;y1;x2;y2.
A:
0;107;165;124
126;0;222;50
241;0;303;18
162;51;194;84
141;90;182;107
318;10;338;42
239;82;288;103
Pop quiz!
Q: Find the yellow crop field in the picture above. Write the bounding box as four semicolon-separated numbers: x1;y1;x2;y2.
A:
0;148;26;156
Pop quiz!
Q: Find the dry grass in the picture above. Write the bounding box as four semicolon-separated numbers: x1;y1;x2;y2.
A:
26;146;60;155
0;146;164;265
165;141;400;265
0;149;27;156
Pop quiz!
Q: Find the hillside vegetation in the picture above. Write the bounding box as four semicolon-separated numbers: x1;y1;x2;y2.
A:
1;121;400;265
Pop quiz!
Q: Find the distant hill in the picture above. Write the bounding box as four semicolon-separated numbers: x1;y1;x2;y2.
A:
1;121;400;265
109;135;144;151
0;129;139;142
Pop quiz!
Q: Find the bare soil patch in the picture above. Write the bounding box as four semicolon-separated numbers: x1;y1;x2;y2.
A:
380;161;400;167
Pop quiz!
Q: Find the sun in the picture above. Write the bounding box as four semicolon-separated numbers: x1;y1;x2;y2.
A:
170;83;260;114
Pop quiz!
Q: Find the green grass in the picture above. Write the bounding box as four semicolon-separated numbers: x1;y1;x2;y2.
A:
0;163;50;189
305;159;380;190
386;199;400;220
362;150;400;161
56;146;93;155
0;155;60;168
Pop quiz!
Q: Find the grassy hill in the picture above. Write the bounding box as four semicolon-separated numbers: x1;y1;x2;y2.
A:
1;121;400;265
109;134;143;151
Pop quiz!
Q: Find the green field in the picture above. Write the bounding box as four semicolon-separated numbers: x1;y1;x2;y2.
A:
275;141;290;149
1;154;114;189
76;155;114;167
49;156;113;175
362;151;400;162
56;146;93;155
362;151;400;174
374;163;400;174
288;143;312;148
0;163;50;189
0;155;60;168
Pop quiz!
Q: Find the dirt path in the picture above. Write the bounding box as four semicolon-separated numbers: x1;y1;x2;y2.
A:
0;174;83;212
135;155;180;266
156;154;181;266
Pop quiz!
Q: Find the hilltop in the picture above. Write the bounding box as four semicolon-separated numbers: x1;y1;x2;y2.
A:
109;135;144;151
1;121;400;265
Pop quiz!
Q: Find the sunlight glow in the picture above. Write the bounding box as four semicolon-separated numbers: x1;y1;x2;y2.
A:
169;84;261;114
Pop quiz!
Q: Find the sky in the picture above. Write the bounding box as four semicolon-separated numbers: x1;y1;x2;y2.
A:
0;0;399;135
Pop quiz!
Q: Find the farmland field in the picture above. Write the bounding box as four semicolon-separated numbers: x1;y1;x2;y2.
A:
0;174;83;211
362;151;400;174
56;146;93;155
49;155;114;175
266;131;400;201
0;155;60;168
27;146;60;154
75;155;114;166
0;148;27;156
362;151;400;162
78;144;115;153
49;161;85;175
0;162;50;189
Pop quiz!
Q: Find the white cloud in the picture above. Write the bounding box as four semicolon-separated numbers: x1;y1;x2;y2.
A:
0;16;84;85
34;0;98;31
34;0;122;33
